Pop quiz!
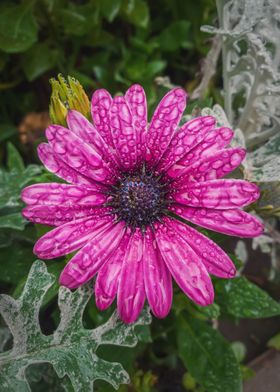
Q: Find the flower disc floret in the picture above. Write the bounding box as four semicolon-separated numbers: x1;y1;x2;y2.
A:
108;166;169;229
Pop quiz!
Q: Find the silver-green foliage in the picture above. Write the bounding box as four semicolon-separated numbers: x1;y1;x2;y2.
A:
202;0;280;182
0;260;151;391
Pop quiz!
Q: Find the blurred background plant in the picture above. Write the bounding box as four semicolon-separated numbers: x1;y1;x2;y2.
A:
1;0;280;391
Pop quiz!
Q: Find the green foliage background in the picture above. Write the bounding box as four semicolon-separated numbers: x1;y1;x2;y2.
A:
0;0;216;125
1;1;280;392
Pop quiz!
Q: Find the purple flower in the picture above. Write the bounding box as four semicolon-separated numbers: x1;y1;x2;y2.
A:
21;85;263;323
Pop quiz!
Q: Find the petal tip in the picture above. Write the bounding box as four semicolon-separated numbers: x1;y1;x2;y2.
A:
95;295;113;311
59;271;77;289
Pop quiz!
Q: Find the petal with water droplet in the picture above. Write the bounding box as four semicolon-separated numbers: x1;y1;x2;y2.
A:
143;227;172;318
171;205;263;237
95;232;130;310
174;179;260;209
169;218;236;278
34;210;113;259
117;229;146;323
91;88;114;148
155;220;214;306
46;125;114;184
158;116;215;173
60;221;125;289
146;88;187;166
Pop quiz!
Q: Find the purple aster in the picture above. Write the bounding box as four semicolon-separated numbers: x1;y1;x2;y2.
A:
21;85;263;323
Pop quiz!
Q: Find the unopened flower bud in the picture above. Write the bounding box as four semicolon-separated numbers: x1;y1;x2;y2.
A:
49;74;90;126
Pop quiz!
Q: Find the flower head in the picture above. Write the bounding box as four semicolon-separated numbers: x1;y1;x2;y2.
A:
22;84;263;323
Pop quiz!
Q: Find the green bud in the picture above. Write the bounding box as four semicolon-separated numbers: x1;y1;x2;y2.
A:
182;372;196;390
49;74;90;126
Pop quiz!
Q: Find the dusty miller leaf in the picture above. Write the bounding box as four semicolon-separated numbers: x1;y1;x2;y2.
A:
202;0;280;182
0;260;151;391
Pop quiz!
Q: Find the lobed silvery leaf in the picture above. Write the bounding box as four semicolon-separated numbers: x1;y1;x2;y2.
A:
202;0;280;183
0;260;151;391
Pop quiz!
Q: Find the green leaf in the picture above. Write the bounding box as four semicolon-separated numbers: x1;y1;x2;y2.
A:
0;212;26;230
268;332;280;350
22;43;58;81
177;316;242;392
59;4;99;36
0;149;42;231
124;0;149;28
7;142;24;172
0;166;41;210
0;241;35;284
231;342;246;362
99;0;122;22
144;60;166;78
174;292;220;320
0;4;38;53
156;21;191;52
0;124;17;143
0;260;152;391
215;277;280;318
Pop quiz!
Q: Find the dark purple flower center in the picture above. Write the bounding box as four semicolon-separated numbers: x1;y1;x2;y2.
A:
109;166;169;229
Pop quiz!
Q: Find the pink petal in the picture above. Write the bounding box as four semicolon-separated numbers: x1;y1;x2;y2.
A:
169;218;236;278
60;221;125;289
46;125;114;184
155;220;214;306
22;204;98;226
170;148;246;181
21;183;107;206
171;205;264;238
143;228;172;318
125;84;147;131
178;126;234;167
34;210;113;259
157;116;215;173
67;110;118;167
38;143;99;188
125;84;147;161
95;232;130;310
109;96;138;170
117;229;146;323
146;88;187;166
174;179;260;209
91;88;114;148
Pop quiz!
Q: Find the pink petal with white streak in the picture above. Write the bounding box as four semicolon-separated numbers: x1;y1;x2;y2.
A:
34;210;113;259
171;205;264;237
109;96;138;170
174;179;260;209
158;116;215;173
46;125;114;184
117;229;146;323
170;148;246;181
91;89;114;148
169;218;236;278
67;110;118;166
125;84;147;161
38;143;101;188
178;126;234;167
143;228;172;318
21;183;107;206
146;88;187;166
59;221;125;289
155;220;214;306
95;232;130;310
22;204;100;227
